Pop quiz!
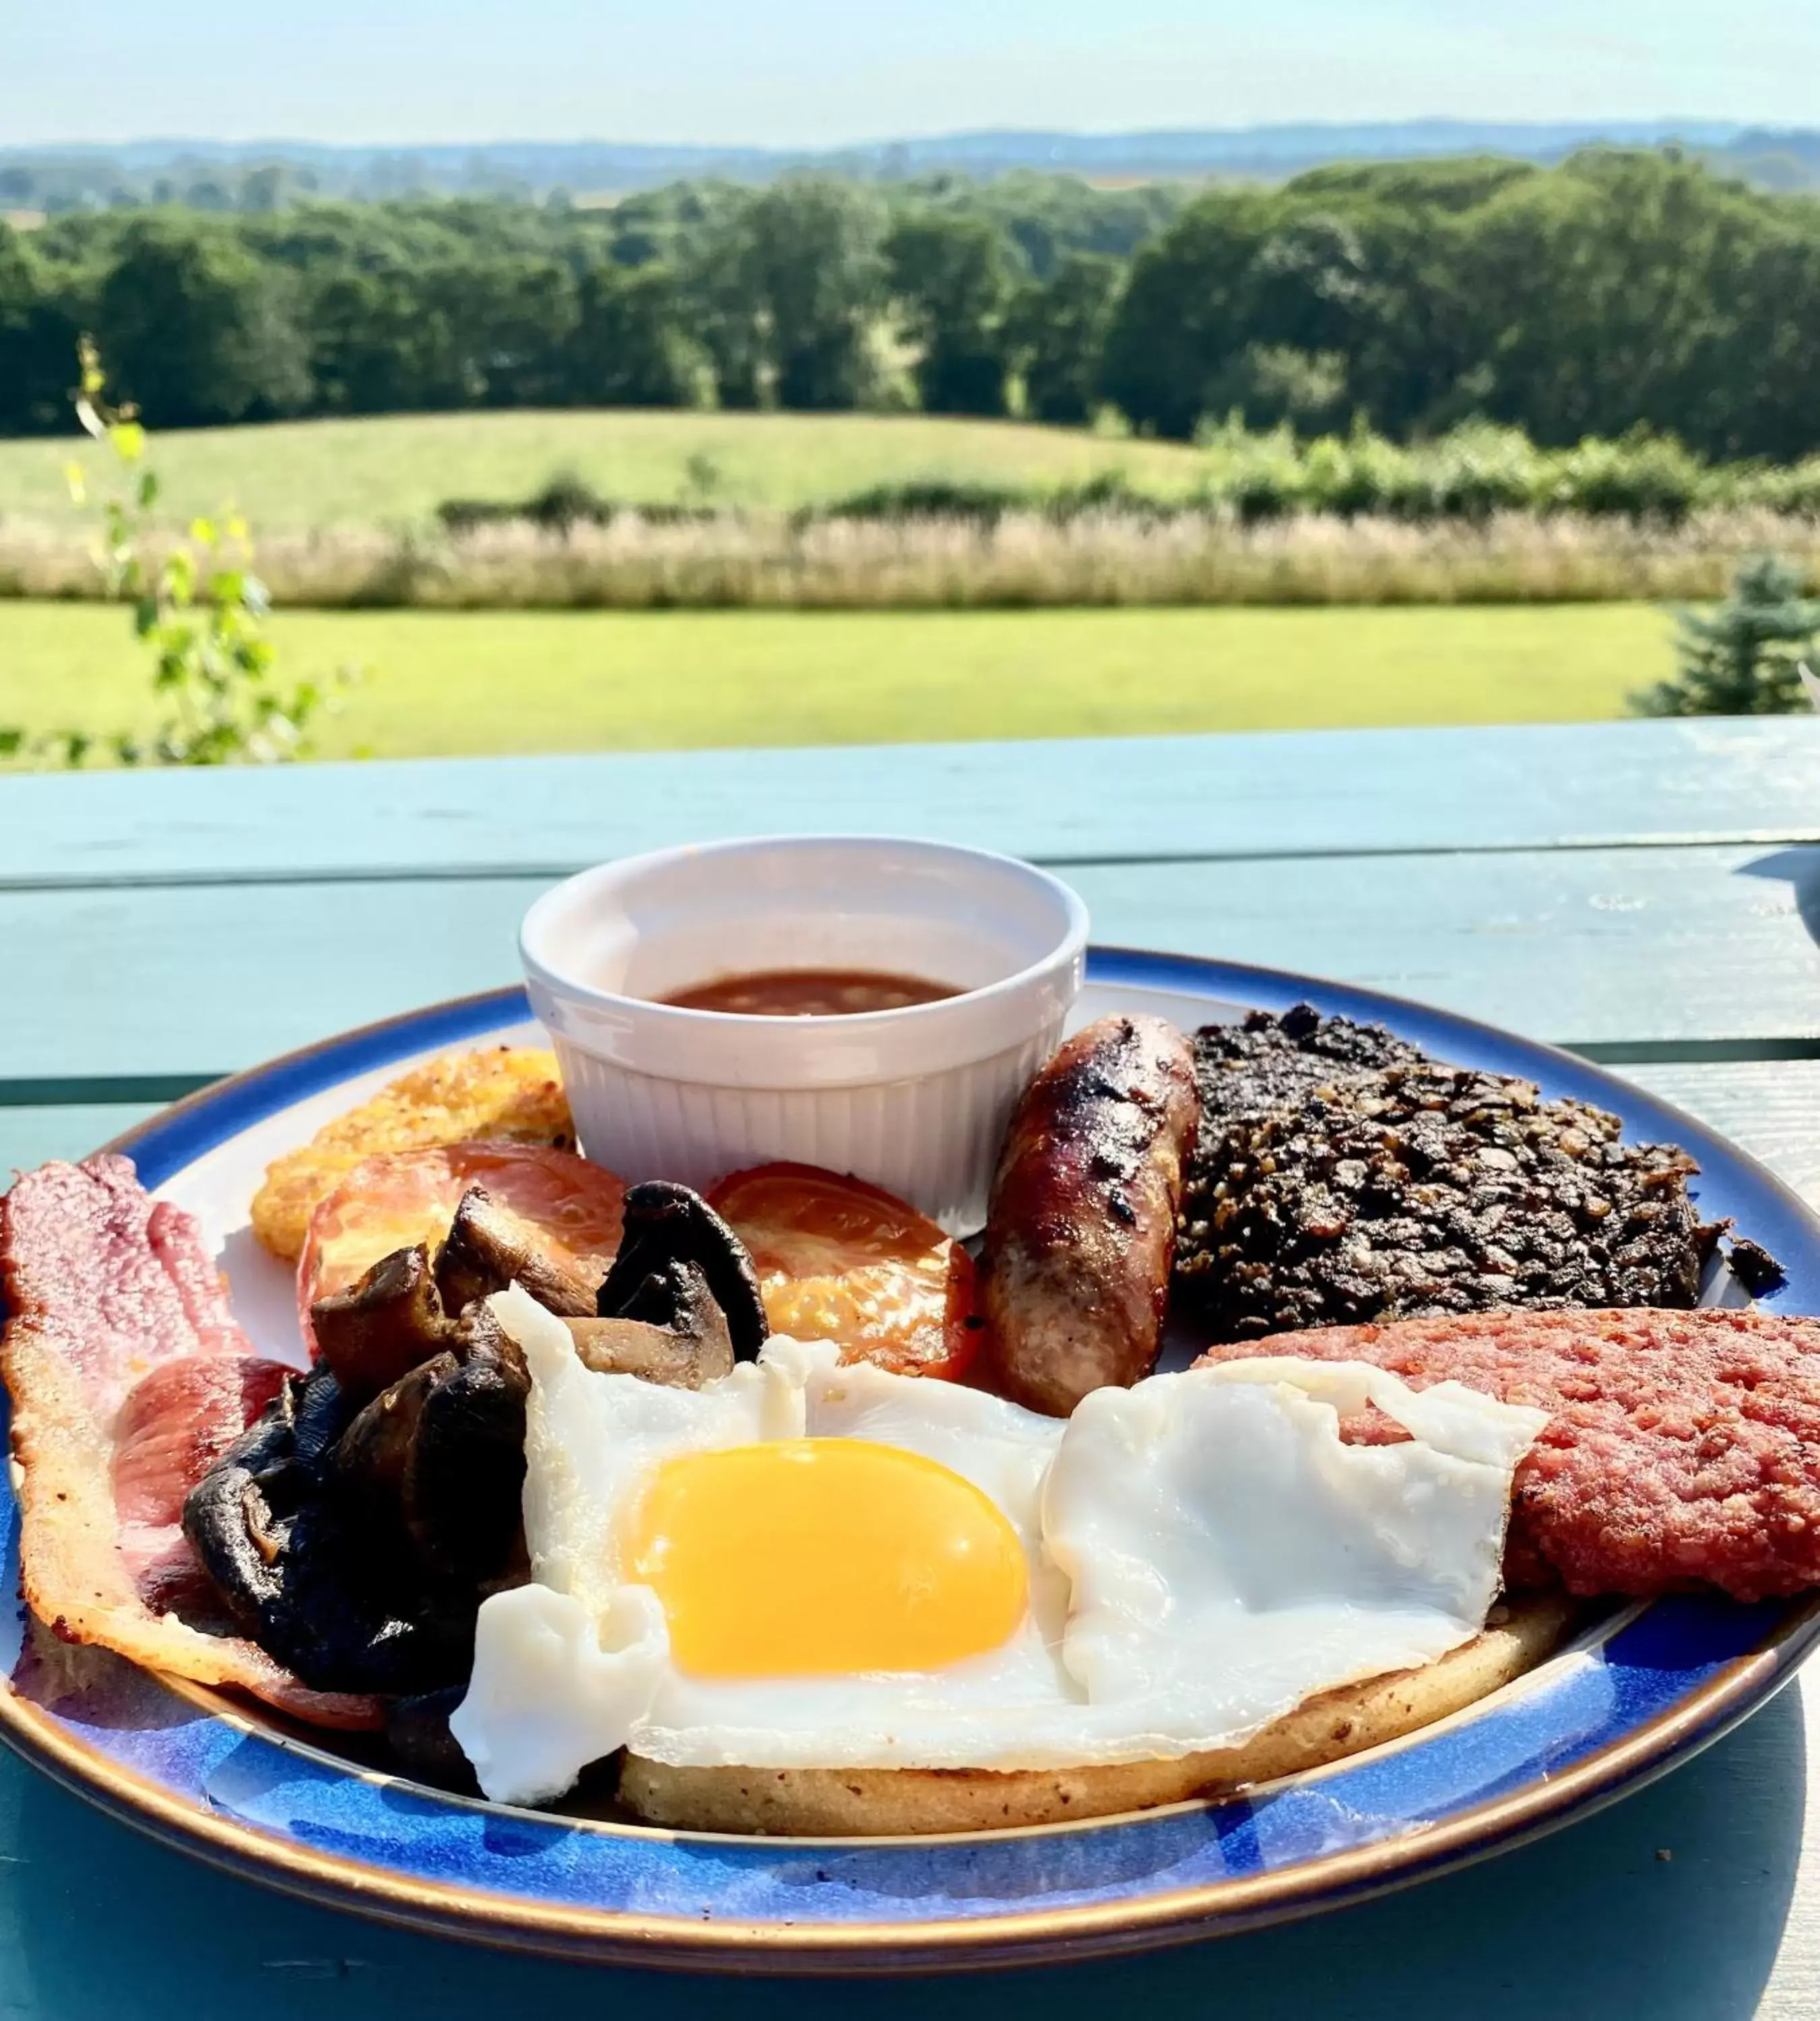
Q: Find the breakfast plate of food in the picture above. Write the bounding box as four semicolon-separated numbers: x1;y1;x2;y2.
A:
3;835;1819;1974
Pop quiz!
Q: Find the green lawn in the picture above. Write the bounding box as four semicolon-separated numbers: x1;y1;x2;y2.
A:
0;600;1662;760
0;410;1208;531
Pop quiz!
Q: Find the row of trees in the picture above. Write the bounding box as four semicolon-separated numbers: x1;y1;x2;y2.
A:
4;152;1820;459
1106;152;1820;459
0;173;1173;435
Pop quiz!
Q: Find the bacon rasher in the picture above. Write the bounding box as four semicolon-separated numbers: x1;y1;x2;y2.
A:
0;1155;380;1728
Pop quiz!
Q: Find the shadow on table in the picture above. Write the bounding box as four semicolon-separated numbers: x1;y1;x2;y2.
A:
1739;847;1820;949
2;1683;1807;2021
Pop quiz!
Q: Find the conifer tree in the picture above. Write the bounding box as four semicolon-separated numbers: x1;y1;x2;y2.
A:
1635;556;1820;715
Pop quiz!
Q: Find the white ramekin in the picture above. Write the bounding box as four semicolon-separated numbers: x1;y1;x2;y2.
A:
518;836;1089;1233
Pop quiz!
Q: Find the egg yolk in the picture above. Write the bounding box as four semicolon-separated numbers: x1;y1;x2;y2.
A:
625;1439;1029;1678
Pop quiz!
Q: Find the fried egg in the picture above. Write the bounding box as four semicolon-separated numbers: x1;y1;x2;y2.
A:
451;1287;1545;1808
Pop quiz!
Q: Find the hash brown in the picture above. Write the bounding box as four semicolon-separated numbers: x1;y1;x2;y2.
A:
250;1048;573;1264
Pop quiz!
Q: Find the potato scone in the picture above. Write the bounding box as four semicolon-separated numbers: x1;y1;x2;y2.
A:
250;1046;573;1263
616;1593;1575;1837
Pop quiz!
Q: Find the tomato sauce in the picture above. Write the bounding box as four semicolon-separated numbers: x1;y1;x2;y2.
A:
663;967;958;1017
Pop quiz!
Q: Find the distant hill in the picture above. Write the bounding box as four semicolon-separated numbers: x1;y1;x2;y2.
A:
6;119;1815;208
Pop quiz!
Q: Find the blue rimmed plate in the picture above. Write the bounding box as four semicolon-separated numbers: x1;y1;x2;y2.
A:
3;947;1819;1975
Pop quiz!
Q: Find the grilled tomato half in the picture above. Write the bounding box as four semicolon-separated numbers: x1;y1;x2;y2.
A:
707;1162;981;1379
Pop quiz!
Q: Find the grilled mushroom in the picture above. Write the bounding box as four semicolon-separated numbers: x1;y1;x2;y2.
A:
313;1182;606;1412
187;1181;766;1700
434;1184;601;1318
183;1306;531;1694
182;1364;474;1695
565;1306;734;1389
310;1244;454;1405
328;1301;531;1586
597;1182;768;1359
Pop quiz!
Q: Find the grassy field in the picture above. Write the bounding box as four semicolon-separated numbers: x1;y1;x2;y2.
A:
0;410;1208;530
0;600;1661;759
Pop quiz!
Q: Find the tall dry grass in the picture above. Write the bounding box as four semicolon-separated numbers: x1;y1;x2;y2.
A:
3;508;1816;610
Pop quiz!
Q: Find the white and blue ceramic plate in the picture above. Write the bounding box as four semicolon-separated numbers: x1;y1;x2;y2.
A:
3;949;1819;1975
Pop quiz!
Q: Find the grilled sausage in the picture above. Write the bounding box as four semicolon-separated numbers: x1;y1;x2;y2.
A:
983;1014;1200;1415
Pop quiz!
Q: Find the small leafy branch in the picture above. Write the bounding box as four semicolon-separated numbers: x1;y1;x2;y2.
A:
1;338;352;768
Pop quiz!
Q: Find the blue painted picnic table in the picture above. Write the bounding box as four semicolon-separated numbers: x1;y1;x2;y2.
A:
5;715;1820;2018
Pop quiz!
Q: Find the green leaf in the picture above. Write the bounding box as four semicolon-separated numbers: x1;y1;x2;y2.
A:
53;366;329;771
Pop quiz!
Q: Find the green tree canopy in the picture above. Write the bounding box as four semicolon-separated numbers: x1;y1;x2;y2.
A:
1007;252;1122;426
703;179;885;411
94;216;310;426
566;261;705;407
0;223;80;433
885;212;1014;416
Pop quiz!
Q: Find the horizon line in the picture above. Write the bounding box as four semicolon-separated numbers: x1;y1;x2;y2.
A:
3;115;1782;156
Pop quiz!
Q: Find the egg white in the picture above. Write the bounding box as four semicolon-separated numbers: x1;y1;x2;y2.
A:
452;1287;1545;1808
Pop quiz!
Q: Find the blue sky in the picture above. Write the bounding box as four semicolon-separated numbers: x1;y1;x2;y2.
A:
4;0;1815;146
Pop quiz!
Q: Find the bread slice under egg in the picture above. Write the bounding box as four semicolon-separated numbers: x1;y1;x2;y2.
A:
616;1591;1575;1837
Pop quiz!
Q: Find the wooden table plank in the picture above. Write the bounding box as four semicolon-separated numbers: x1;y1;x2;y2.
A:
1625;1062;1820;1209
0;1103;158;1175
3;841;1816;1088
5;718;1820;889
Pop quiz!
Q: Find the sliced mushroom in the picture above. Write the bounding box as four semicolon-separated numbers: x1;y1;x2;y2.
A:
565;1307;734;1389
182;1365;473;1696
597;1182;768;1360
329;1308;529;1588
311;1244;454;1406
401;1337;531;1585
329;1351;461;1525
434;1184;602;1319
